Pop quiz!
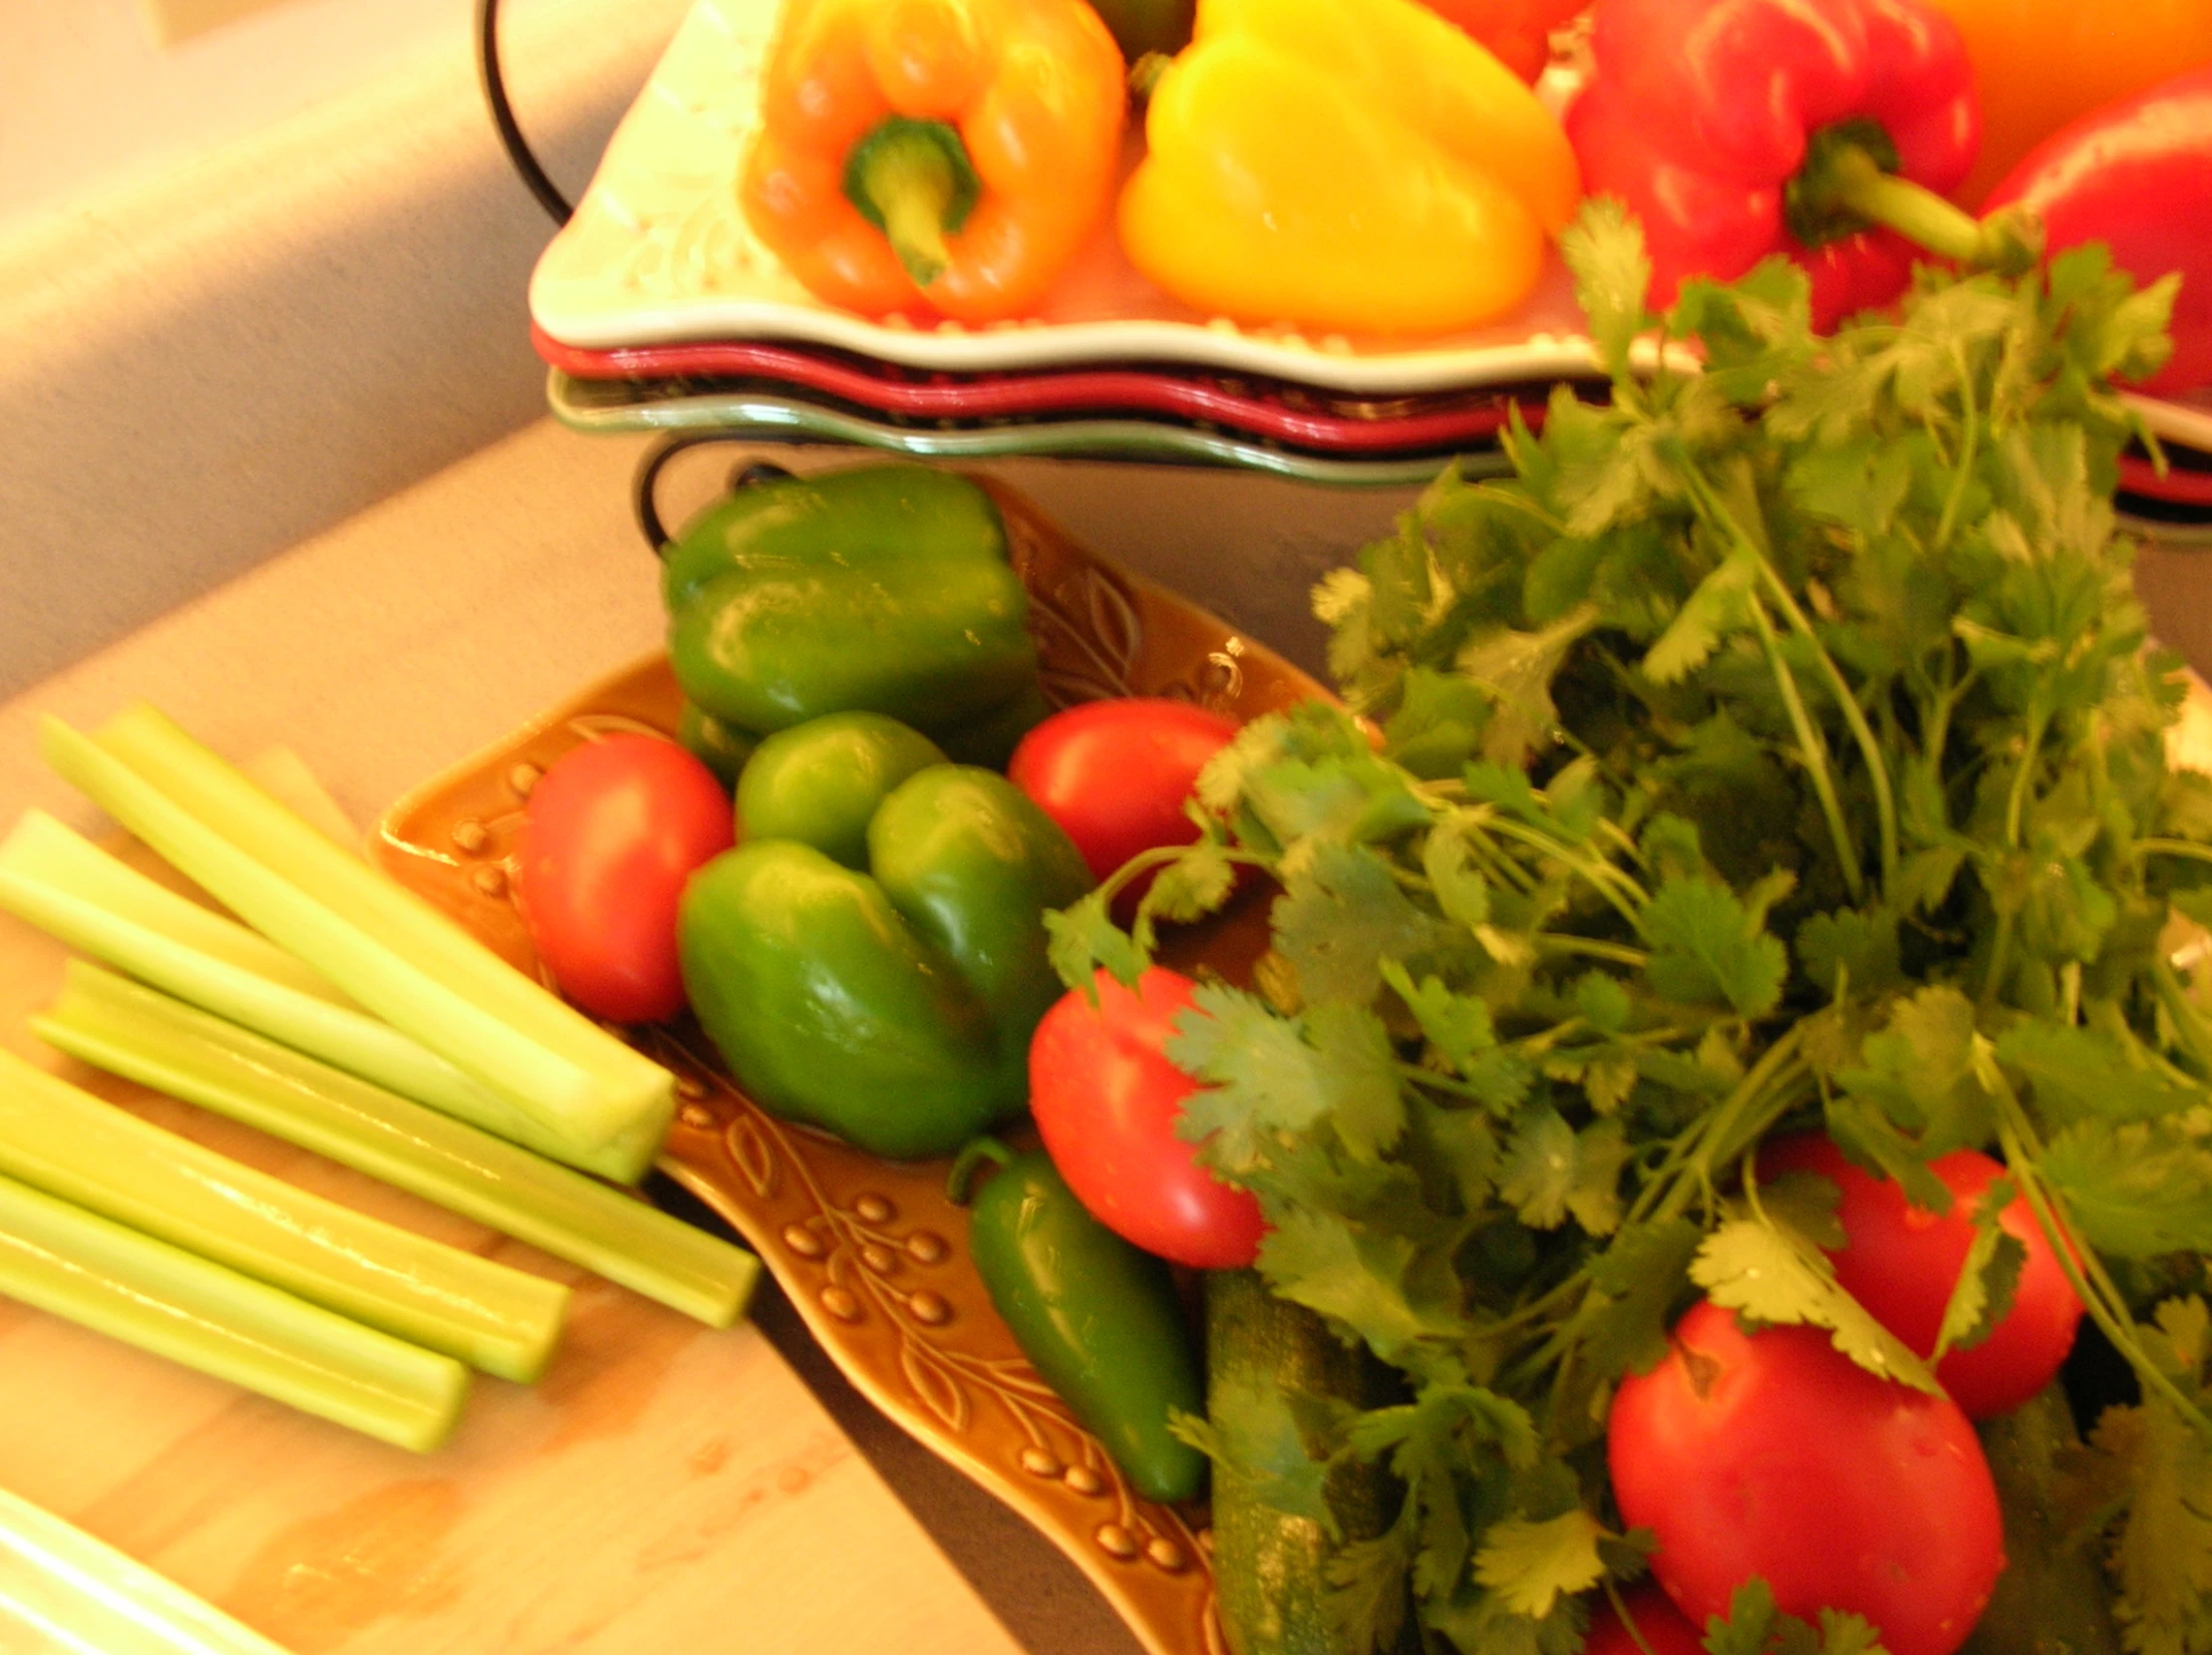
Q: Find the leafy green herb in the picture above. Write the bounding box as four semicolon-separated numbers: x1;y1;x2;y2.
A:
1053;204;2212;1650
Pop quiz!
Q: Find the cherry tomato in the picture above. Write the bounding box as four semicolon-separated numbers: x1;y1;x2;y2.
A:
516;733;735;1024
1007;698;1240;903
1760;1134;2083;1418
1608;1299;2005;1655
1585;1585;1706;1655
1028;966;1265;1269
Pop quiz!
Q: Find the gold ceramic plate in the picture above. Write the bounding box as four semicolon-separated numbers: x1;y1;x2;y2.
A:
368;479;1327;1655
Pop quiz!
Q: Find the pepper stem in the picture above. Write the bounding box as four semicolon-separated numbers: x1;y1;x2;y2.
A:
1788;122;2044;275
842;117;983;290
1820;145;1985;263
946;1136;1014;1206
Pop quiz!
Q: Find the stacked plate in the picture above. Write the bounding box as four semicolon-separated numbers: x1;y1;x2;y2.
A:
528;0;2212;520
525;0;1623;490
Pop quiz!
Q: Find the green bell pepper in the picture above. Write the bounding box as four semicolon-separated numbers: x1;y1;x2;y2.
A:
678;760;1093;1160
662;465;1043;763
737;712;948;870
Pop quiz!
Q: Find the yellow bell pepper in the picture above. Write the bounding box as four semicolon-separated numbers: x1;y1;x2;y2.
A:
1922;0;2212;205
1116;0;1581;337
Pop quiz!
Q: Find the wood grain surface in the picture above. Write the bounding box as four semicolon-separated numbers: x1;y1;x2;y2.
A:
0;837;1026;1655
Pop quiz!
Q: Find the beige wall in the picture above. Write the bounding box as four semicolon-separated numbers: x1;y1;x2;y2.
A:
0;0;693;701
0;0;491;238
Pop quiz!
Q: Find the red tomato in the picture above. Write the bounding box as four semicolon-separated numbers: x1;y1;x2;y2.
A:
1028;966;1265;1269
1608;1300;2005;1655
1007;698;1240;901
1760;1134;2083;1418
516;733;735;1024
1585;1585;1706;1655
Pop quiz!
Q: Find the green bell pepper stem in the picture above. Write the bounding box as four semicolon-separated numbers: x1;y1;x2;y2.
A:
37;962;759;1330
0;1165;469;1453
0;1046;568;1382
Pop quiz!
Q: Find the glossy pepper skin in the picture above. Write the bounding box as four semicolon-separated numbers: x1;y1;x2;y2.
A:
662;465;1043;766
1415;0;1589;82
1565;0;1981;329
737;712;949;870
677;765;1094;1161
1924;0;2212;206
1116;0;1582;337
739;0;1126;322
951;1140;1206;1503
1984;65;2212;398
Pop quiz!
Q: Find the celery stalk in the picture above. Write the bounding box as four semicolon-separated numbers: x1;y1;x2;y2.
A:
0;1166;468;1453
39;710;672;1157
0;810;342;1003
0;813;658;1184
40;963;760;1329
0;1048;568;1382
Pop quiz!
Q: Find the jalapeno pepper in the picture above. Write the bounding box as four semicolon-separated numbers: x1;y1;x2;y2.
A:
949;1139;1206;1503
662;465;1045;769
678;758;1094;1160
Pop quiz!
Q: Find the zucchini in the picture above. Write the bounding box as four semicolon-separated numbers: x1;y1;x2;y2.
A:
1204;1268;1404;1655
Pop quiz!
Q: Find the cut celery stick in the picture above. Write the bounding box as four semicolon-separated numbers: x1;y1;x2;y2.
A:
0;1166;467;1453
40;963;760;1328
238;743;360;852
0;811;344;1005
0;813;659;1184
95;704;673;1143
0;1047;568;1382
40;711;671;1157
0;1480;307;1654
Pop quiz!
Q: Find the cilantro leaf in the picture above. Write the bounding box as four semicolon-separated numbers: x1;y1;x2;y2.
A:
1472;1509;1610;1619
1640;875;1788;1016
1691;1214;1942;1393
1561;195;1653;379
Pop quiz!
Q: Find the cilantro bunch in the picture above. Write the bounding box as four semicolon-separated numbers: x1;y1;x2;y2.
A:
1051;203;2212;1655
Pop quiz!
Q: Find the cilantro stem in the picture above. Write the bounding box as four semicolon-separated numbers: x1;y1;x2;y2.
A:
1480;817;1649;923
1535;936;1650;969
2134;837;2212;868
1675;462;1899;890
1992;1104;2212;1442
1932;344;1981;555
1746;593;1866;902
2004;713;2048;851
2148;958;2212;1081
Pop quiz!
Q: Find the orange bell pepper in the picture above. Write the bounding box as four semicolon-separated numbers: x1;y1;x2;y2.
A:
739;0;1126;322
1116;0;1582;337
1920;0;2212;204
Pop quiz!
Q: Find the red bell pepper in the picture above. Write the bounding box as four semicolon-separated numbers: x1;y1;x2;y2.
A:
1565;0;1990;329
1984;65;2212;397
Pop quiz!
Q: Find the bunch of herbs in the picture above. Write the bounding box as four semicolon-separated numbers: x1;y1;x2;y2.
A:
1049;203;2212;1655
